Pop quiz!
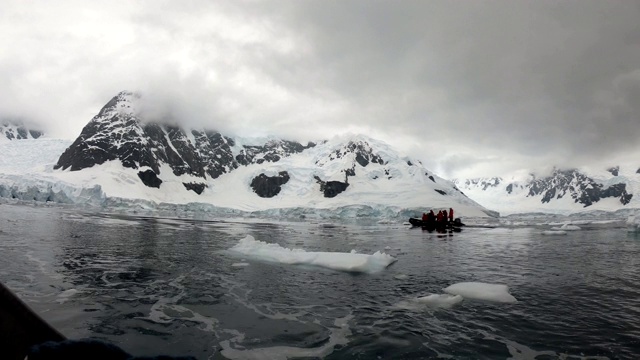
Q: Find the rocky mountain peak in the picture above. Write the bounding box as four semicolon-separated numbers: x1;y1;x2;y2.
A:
315;137;387;168
54;91;318;192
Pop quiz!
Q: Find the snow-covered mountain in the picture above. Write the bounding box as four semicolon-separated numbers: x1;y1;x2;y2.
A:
454;167;640;215
0;91;495;219
53;91;315;192
1;120;43;141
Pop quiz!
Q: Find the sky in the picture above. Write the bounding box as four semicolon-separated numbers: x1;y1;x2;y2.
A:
1;0;639;179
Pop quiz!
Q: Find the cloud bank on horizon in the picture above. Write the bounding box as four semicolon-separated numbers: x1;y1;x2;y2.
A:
1;0;639;179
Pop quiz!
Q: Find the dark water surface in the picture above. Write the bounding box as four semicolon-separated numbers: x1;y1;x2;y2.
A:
1;203;640;359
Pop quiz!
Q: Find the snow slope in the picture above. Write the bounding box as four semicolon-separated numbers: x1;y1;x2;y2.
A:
0;135;495;219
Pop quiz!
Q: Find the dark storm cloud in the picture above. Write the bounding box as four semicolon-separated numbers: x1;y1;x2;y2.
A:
261;0;640;176
1;1;639;178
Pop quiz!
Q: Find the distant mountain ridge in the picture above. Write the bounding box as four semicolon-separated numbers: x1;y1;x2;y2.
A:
454;167;640;214
1;120;43;141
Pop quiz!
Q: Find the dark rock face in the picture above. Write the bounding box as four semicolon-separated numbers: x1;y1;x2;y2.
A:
54;91;312;191
1;120;43;140
506;183;514;194
314;176;349;198
607;166;619;176
323;181;349;198
183;182;206;194
236;140;315;166
601;183;633;205
251;171;290;198
527;169;632;207
435;189;447;195
464;177;502;191
316;140;385;168
54;92;238;180
137;170;162;188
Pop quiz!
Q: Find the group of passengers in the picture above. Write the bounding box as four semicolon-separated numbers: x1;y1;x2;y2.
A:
421;208;454;224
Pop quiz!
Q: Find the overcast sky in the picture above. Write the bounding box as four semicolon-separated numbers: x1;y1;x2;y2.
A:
1;0;639;179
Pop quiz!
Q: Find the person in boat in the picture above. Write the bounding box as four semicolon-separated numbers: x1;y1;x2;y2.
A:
449;208;454;222
443;209;449;224
422;212;428;221
428;210;436;222
436;210;443;223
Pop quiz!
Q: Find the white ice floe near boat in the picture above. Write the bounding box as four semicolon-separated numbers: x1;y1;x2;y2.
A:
550;224;581;231
228;235;396;273
443;282;517;303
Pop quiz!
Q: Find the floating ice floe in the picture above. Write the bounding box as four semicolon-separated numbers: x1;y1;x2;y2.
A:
231;262;250;267
56;288;80;303
229;235;396;273
395;293;464;310
550;223;581;231
443;282;517;303
542;230;567;235
416;294;464;308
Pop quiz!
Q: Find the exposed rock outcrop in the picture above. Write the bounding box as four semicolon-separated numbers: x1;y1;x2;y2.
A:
314;176;349;198
137;170;162;188
251;171;290;198
183;182;206;194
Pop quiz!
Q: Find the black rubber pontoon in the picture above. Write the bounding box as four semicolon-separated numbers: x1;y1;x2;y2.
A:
0;281;66;360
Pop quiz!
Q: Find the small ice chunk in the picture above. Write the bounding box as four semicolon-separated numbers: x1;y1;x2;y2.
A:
444;282;517;303
551;224;580;231
415;294;463;308
231;262;250;267
394;274;409;280
56;289;79;303
560;224;581;231
59;289;79;297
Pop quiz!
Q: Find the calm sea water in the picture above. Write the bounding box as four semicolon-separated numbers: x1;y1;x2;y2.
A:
1;203;640;360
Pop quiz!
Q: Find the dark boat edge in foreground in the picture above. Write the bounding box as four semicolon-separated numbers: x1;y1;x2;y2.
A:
0;281;66;360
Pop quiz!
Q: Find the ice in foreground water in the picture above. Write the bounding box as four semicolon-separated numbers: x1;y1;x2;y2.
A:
416;294;464;308
444;282;517;303
229;235;396;273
